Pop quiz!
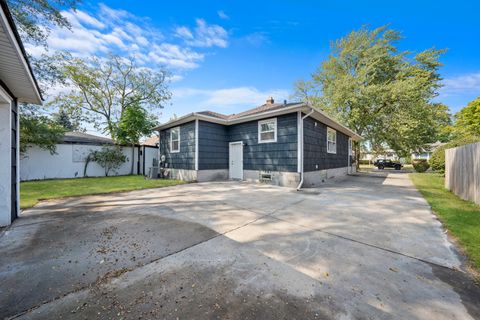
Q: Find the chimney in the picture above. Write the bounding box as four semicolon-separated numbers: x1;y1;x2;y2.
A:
266;96;274;105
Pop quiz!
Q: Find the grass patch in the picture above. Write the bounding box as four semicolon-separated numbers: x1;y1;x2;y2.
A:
21;175;184;209
410;172;480;272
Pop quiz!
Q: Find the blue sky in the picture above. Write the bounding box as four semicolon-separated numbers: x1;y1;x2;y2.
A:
27;0;480;127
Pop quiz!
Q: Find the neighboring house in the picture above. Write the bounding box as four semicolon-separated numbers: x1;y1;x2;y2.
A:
411;141;445;160
21;132;158;180
0;0;42;226
360;149;399;162
154;97;361;188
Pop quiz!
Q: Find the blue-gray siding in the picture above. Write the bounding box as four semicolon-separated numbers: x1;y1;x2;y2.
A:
198;121;228;170
159;121;195;170
228;113;298;172
303;116;349;172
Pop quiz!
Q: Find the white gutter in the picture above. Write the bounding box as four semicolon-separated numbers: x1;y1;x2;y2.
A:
297;108;315;191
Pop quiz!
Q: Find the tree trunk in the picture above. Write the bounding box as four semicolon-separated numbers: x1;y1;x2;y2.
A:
355;142;361;171
131;144;135;175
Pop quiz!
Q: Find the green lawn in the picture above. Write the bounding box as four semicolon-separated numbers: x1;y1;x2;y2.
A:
20;175;184;209
410;172;480;272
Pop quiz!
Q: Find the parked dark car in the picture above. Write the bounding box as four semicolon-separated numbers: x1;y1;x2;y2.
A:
373;159;402;170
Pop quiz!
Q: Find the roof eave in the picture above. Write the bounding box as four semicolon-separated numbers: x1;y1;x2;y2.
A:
0;0;43;104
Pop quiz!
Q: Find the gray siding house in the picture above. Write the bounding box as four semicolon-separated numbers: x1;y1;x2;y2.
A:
155;98;361;188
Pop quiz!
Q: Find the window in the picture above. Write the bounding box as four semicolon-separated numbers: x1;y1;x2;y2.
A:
170;127;180;153
258;118;277;143
327;127;337;154
348;138;352;156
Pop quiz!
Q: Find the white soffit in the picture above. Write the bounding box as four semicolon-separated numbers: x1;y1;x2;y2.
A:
0;5;42;104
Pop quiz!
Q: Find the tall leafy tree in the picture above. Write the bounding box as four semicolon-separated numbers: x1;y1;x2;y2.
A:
294;26;451;161
116;104;158;174
453;97;480;138
53;55;170;139
52;108;83;131
7;0;79;153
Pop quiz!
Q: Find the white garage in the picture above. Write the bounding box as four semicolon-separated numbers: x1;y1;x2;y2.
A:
0;1;42;226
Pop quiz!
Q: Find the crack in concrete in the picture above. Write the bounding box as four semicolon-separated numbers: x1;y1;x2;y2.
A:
268;214;463;273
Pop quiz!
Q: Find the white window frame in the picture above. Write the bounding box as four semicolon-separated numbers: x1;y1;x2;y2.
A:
327;127;337;154
170;127;180;153
258;118;277;143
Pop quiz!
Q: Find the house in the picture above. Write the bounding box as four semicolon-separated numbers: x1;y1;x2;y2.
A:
0;0;42;226
411;141;445;161
154;97;361;188
21;132;159;180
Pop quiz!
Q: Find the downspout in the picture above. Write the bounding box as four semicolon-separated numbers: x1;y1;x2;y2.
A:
297;108;315;191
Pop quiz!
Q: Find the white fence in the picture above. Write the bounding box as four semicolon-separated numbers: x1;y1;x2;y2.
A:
20;144;158;181
445;142;480;205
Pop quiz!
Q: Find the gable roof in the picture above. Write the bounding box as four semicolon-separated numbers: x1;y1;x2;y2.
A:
62;132;115;145
154;101;362;141
0;0;42;104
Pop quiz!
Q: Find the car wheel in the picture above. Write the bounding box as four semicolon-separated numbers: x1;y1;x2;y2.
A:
395;165;401;170
378;165;384;170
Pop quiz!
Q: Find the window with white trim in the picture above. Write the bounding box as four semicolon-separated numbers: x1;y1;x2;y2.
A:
258;118;277;143
170;127;180;153
348;138;352;156
327;127;337;154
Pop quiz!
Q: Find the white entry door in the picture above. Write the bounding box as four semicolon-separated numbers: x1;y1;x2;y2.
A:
229;141;243;180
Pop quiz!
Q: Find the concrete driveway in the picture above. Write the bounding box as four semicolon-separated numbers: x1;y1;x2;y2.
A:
1;173;479;319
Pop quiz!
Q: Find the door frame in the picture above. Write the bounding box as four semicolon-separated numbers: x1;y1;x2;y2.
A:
229;141;243;180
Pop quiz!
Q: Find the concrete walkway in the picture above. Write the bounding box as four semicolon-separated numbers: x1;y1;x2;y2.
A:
1;172;479;319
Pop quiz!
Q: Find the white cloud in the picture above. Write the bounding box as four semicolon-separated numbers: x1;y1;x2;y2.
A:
175;26;193;40
25;4;228;74
442;73;480;93
149;44;204;69
173;86;290;108
175;19;228;48
75;10;105;29
217;10;229;20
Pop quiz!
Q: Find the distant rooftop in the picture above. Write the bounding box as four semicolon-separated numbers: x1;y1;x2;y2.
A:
62;132;114;145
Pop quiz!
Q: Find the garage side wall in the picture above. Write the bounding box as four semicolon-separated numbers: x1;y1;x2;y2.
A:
159;121;196;170
20;145;140;180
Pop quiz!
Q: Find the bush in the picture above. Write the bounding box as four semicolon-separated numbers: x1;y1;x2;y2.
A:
91;146;127;176
359;159;372;165
430;136;480;173
412;159;430;173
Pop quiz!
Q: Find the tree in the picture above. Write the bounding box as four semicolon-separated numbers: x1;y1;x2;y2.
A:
20;113;65;154
91;147;127;177
52;109;83;131
452;97;480;138
7;0;79;46
294;26;450;163
7;0;79;153
116;104;158;174
53;55;170;139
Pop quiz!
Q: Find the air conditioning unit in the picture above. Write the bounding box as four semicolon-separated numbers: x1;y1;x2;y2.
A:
147;166;159;179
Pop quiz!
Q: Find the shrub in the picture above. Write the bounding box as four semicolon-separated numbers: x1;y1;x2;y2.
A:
412;159;430;173
430;136;480;173
359;159;371;165
91;146;127;176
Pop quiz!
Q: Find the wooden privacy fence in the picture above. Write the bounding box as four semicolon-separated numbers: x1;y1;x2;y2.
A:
445;142;480;205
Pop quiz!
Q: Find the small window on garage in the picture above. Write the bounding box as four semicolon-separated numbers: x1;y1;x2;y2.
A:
327;127;337;154
170;127;180;153
258;118;277;143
